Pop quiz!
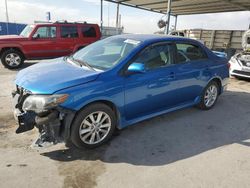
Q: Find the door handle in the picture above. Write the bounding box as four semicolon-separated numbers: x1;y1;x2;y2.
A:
169;72;175;79
158;72;175;82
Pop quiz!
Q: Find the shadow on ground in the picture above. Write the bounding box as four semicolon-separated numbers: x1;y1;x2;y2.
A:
15;61;38;70
42;90;250;166
0;60;45;72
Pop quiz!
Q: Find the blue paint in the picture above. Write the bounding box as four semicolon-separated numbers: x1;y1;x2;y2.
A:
15;34;229;129
127;63;145;73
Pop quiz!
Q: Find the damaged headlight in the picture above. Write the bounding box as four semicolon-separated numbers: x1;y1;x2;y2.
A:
22;94;69;113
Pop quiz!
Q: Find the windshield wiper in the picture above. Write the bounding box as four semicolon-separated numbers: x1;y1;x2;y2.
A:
70;57;96;72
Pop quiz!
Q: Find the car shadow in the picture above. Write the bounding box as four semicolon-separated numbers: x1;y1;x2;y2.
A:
0;60;49;71
41;90;250;166
19;61;38;69
232;76;250;82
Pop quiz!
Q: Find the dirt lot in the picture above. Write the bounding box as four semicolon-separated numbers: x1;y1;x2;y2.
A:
0;61;250;188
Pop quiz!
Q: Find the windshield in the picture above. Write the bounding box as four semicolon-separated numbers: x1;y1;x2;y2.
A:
20;25;35;37
72;37;141;70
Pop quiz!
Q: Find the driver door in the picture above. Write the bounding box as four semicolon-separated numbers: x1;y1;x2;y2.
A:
25;26;58;59
124;42;179;120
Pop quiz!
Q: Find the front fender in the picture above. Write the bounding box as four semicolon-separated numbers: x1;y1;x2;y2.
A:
55;76;125;128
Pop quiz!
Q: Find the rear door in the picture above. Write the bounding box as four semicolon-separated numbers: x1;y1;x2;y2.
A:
173;42;211;104
80;25;99;47
56;25;80;56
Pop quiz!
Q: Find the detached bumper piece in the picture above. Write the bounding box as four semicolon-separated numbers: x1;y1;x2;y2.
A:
16;111;36;134
14;108;75;147
12;86;75;147
15;109;62;145
34;111;62;147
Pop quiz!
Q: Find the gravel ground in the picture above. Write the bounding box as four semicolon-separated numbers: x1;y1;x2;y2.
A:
0;61;250;188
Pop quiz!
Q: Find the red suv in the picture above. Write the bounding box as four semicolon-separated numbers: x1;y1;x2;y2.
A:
0;21;101;69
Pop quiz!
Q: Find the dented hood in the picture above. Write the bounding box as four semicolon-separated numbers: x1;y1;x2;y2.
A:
15;58;101;94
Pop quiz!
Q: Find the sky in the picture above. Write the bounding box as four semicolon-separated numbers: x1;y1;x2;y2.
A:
0;0;250;34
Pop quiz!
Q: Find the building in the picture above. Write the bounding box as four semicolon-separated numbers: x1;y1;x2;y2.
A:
0;22;26;35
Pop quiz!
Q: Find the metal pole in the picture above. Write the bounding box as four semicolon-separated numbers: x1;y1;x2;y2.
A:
164;0;172;35
108;3;110;27
174;15;178;31
116;3;120;28
116;3;120;34
5;0;9;35
100;0;103;33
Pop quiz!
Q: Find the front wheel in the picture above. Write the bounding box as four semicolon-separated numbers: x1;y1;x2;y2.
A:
71;103;116;149
1;49;24;69
198;81;219;110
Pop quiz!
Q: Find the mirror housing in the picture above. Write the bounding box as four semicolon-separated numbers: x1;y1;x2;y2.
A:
32;33;40;39
126;63;145;74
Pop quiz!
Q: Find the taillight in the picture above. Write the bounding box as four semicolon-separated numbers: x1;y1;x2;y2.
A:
227;63;231;69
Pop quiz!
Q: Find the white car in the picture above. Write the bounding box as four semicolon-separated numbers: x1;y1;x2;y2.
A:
229;29;250;78
230;52;250;78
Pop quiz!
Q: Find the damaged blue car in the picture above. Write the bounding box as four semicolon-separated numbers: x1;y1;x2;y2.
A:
12;34;229;148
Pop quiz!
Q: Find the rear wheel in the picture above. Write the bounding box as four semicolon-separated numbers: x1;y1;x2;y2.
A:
71;103;116;148
198;81;219;110
1;49;24;69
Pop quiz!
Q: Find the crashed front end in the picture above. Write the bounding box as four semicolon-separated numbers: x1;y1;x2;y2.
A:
12;85;75;147
230;51;250;78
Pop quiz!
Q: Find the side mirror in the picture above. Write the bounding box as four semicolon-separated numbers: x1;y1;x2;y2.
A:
32;33;40;39
126;63;145;74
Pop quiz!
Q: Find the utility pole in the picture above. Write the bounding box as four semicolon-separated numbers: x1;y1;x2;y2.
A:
174;15;178;31
5;0;9;35
116;3;120;34
107;2;110;27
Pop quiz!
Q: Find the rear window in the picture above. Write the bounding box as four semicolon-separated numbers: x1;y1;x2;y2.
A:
176;43;207;63
61;26;79;38
82;26;97;37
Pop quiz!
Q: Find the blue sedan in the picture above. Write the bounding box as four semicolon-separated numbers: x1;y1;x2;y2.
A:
13;34;229;148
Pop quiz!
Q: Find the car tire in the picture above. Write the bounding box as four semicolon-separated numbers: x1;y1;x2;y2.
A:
197;81;219;110
71;103;116;149
1;49;24;69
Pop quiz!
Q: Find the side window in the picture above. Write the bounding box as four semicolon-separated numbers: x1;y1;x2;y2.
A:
82;26;97;37
33;26;56;38
176;43;207;63
61;26;79;38
134;43;174;70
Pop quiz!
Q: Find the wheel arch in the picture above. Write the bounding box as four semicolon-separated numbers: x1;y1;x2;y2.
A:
208;77;222;95
74;99;121;128
0;47;25;59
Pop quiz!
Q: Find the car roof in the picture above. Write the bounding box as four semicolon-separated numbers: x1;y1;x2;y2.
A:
111;34;200;45
34;22;98;26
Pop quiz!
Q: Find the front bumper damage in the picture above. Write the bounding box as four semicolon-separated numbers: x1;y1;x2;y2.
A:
12;88;75;147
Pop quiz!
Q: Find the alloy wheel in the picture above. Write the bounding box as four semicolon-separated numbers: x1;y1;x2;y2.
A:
5;53;21;67
79;111;111;145
204;84;218;107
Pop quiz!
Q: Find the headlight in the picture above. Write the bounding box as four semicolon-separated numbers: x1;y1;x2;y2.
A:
22;94;69;113
230;55;240;65
229;56;237;64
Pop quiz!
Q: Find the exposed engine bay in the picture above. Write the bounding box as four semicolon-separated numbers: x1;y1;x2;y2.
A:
239;29;250;62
